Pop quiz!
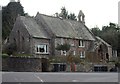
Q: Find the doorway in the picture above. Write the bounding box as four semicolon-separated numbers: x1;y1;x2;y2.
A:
41;58;49;72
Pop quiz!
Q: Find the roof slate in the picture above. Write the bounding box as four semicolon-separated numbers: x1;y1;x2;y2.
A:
20;16;49;39
96;36;111;47
19;13;95;40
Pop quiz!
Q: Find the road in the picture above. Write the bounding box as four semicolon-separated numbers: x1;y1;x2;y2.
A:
2;72;118;82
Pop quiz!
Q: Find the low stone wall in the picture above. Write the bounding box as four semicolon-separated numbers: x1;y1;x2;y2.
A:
2;57;42;72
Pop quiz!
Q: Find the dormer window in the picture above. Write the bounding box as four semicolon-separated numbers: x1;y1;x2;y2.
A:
79;40;85;47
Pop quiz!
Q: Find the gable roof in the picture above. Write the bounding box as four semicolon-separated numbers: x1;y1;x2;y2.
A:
35;13;95;40
95;36;111;47
18;13;95;40
20;16;50;39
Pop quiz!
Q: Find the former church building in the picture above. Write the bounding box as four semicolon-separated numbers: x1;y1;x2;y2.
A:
7;10;112;62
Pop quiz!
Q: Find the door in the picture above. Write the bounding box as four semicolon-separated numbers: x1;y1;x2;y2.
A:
41;58;48;72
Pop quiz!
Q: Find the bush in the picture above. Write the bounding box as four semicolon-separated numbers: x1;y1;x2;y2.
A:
49;56;67;63
56;43;70;52
4;43;17;55
2;53;9;58
49;55;82;64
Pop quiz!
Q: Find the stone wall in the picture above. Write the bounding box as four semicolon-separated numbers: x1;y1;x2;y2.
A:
32;38;50;56
8;17;31;54
55;37;94;56
2;57;42;72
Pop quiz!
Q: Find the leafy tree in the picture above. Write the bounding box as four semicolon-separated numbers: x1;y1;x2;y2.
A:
91;22;120;57
2;2;25;40
58;7;77;20
59;7;68;19
117;33;120;57
68;13;77;20
102;23;118;32
101;23;119;50
91;27;101;36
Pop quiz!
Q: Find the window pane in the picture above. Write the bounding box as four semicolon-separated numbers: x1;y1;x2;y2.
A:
79;40;80;46
36;47;39;52
36;44;48;53
80;51;85;58
40;48;44;52
79;40;84;47
73;51;75;55
46;45;47;52
82;41;84;46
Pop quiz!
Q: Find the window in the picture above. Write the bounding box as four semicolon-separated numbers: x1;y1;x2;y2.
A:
18;30;20;46
13;38;16;43
27;37;30;42
61;38;64;45
36;44;49;54
7;38;9;43
22;36;25;51
71;43;74;46
61;50;66;56
73;51;76;55
80;51;85;58
79;40;85;47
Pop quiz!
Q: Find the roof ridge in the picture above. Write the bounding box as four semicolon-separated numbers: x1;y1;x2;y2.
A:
37;12;82;23
96;36;111;47
37;13;62;19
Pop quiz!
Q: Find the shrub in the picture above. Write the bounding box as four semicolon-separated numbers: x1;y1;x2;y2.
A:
49;56;67;63
56;43;70;52
4;43;17;55
2;53;9;58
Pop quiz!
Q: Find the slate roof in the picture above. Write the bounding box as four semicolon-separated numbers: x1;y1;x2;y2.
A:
20;16;49;39
19;13;95;41
95;36;111;47
36;13;95;40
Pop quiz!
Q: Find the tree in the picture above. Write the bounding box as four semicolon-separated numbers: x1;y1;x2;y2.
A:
58;7;77;21
101;23;119;50
91;22;120;57
2;1;25;40
68;13;77;20
59;7;68;19
117;33;120;57
91;27;101;36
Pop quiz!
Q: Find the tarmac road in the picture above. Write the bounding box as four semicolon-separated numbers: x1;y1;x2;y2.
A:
2;72;118;82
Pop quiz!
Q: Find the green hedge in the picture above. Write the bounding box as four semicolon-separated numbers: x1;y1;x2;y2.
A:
2;53;9;58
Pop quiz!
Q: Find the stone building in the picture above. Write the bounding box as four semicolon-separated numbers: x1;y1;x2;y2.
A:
7;11;112;62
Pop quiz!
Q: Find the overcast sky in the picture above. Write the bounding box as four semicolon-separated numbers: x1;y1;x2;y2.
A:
0;0;119;29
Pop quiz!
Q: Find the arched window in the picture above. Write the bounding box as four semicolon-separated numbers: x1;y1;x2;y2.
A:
13;38;16;43
17;30;20;50
18;30;20;43
22;36;25;51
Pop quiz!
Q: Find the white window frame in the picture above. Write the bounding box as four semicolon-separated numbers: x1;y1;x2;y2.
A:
80;51;85;58
71;43;75;46
61;50;67;56
61;38;64;45
35;44;49;54
73;51;76;55
79;40;85;47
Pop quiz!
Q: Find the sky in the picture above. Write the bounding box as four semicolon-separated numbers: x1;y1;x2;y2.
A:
0;0;119;29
